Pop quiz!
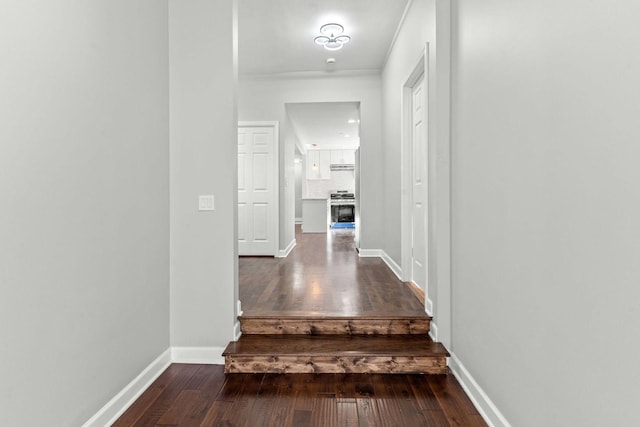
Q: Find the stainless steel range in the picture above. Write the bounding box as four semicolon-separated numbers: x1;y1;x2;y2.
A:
330;191;355;225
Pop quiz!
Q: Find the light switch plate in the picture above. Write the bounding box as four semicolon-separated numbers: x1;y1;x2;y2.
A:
198;195;215;211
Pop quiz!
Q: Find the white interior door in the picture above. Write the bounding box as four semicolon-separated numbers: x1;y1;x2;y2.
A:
411;76;427;291
238;123;278;256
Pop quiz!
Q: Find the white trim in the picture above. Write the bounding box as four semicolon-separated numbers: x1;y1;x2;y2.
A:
357;249;382;258
428;320;438;341
171;346;226;365
277;238;296;258
449;353;512;427
382;0;414;69
81;349;171;427
381;250;402;280
426;297;434;317
295;217;303;224
234;321;242;340
240;69;380;80
236;300;243;317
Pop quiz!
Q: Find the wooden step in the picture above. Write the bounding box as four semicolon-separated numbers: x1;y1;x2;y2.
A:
223;335;449;374
238;315;431;335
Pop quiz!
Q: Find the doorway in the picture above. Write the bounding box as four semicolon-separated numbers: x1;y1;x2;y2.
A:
410;74;427;294
399;44;453;348
285;102;360;235
401;52;428;298
237;121;279;256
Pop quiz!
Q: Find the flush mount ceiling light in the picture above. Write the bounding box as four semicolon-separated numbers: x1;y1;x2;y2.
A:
314;23;351;51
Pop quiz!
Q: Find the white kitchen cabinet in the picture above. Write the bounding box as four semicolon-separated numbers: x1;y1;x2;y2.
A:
306;150;320;180
302;199;328;233
320;150;331;179
330;150;343;165
307;150;331;180
330;149;356;165
343;149;356;164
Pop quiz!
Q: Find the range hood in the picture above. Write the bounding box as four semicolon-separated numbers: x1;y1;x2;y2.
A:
330;164;355;171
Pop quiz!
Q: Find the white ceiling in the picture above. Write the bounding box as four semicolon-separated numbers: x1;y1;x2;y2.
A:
238;0;410;75
286;102;360;151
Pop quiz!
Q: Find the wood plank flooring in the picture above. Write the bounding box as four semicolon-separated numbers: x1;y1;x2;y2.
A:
113;364;488;426
240;226;426;318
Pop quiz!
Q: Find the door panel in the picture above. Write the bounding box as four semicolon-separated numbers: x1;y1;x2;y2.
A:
238;125;277;255
238;153;247;190
237;203;247;242
252;203;268;241
412;77;427;292
252;153;268;190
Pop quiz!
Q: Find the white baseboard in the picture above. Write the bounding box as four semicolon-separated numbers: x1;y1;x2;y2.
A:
171;346;226;365
234;321;242;340
277;238;296;258
381;250;402;280
449;353;512;427
358;248;382;257
426;297;434;317
428;320;438;341
237;300;243;317
295;217;303;224
81;348;172;427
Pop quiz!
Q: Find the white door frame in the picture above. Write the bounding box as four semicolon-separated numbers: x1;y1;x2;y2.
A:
238;121;279;257
401;44;451;349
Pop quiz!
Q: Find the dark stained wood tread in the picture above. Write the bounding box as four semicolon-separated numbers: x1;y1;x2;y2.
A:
223;335;449;374
224;335;449;357
239;315;431;335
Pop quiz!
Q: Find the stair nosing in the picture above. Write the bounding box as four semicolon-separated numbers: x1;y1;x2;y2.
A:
238;314;432;320
222;336;450;358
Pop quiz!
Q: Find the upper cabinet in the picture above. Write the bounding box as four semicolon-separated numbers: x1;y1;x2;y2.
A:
319;150;331;179
307;150;320;180
306;150;331;180
330;149;356;165
307;149;355;180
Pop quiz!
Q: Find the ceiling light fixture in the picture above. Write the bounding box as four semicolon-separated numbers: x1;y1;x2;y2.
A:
314;23;351;51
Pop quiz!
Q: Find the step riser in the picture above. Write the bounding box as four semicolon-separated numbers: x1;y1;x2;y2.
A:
240;318;430;335
225;355;447;375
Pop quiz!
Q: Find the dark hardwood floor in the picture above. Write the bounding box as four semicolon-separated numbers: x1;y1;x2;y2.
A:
239;226;425;317
113;364;487;426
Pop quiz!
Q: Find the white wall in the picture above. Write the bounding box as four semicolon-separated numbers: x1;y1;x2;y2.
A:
238;74;384;250
169;0;238;348
0;2;170;425
451;0;640;425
